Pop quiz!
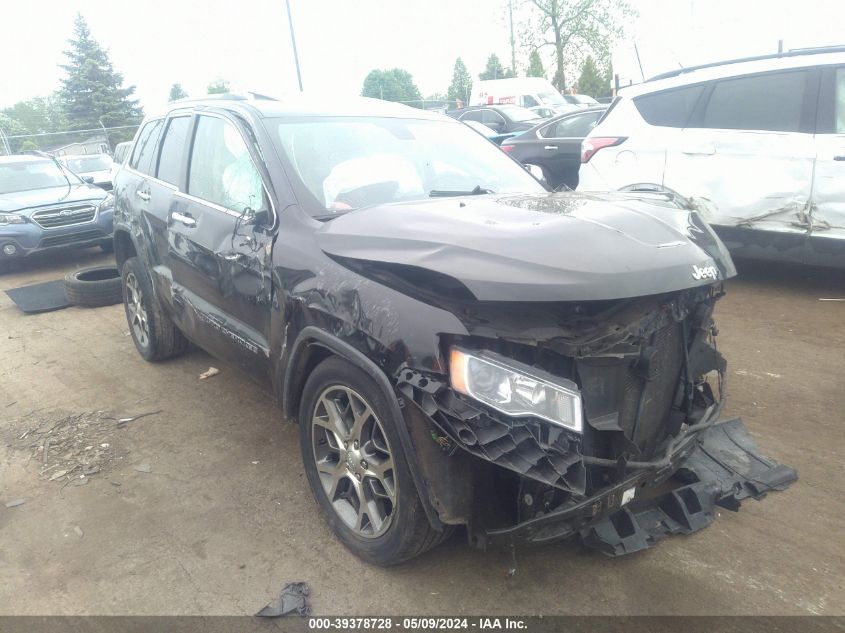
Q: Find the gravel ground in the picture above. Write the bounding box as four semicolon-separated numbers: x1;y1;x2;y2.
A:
0;247;843;615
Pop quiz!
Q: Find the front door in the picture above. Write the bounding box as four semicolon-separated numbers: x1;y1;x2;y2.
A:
808;65;845;266
167;112;275;384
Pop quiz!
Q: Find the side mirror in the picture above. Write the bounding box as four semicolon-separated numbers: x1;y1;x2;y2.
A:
82;176;95;184
243;207;271;227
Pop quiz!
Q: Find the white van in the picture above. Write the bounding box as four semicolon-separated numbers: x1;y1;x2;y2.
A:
471;78;572;110
578;47;845;267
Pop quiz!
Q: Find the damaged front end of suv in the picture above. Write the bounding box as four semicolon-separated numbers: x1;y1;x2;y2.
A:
304;191;797;557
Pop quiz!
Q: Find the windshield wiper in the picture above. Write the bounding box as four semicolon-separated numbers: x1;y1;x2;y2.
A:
429;185;494;198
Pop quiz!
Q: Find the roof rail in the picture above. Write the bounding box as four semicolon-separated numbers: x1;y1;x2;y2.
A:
173;92;279;104
647;45;845;82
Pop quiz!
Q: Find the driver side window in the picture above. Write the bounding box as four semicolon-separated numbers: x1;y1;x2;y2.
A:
188;116;268;214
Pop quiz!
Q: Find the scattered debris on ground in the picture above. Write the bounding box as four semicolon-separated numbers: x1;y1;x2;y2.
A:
255;582;311;617
5;409;162;483
199;367;220;380
133;462;152;473
4;498;27;508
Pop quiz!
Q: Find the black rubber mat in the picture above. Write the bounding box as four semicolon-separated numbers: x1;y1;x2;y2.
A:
5;280;71;314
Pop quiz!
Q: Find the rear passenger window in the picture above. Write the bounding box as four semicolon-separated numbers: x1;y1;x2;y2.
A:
544;111;601;138
156;116;190;186
836;68;845;133
187;116;267;214
700;71;806;132
461;110;484;123
634;85;703;128
129;119;163;175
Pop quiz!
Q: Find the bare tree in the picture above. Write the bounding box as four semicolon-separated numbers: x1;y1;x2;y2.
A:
520;0;634;91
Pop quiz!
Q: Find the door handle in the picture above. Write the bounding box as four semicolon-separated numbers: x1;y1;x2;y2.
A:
171;211;196;228
681;144;716;155
136;191;151;201
544;145;559;150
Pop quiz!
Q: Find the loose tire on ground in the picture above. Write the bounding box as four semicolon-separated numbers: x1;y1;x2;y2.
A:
120;257;188;362
298;356;448;565
64;266;123;308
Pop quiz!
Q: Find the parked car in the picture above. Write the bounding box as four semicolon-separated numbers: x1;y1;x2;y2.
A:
578;46;845;267
502;105;607;189
462;119;518;145
113;95;794;565
529;104;579;119
447;104;542;134
471;77;569;109
110;141;132;183
59;153;115;191
0;154;113;268
564;93;600;107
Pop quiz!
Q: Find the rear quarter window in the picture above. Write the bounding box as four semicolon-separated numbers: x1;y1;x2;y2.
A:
633;85;704;128
698;70;806;133
156;116;191;186
129;119;164;175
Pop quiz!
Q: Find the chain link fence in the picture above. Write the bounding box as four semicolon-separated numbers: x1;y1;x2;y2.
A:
0;124;140;157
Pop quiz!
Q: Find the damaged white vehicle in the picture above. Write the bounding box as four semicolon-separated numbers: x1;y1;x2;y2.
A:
578;46;845;267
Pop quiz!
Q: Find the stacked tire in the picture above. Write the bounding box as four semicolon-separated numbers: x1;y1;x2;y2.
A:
64;266;123;308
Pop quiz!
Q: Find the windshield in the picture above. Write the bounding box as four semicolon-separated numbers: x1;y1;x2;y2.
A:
0;159;75;194
270;116;544;215
497;106;541;122
63;155;112;173
537;91;566;105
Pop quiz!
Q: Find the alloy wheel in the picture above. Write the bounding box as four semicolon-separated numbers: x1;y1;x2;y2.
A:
311;385;397;538
125;272;150;348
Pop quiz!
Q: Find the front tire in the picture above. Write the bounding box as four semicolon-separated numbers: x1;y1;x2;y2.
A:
121;257;188;361
299;356;445;565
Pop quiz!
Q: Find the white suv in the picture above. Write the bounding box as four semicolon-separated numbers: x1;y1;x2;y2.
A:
578;47;845;267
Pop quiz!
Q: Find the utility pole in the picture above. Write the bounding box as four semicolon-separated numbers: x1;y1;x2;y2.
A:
0;127;11;156
509;0;517;76
285;0;304;92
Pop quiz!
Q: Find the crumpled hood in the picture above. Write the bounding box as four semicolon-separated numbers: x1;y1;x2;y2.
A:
316;192;736;302
0;184;108;214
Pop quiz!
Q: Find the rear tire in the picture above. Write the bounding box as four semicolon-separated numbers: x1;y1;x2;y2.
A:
298;356;447;565
121;257;188;361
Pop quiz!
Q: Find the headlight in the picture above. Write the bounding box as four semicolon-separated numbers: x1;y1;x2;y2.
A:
98;194;115;212
449;347;583;433
0;213;25;225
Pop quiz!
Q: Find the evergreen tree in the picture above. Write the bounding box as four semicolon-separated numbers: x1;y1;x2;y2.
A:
526;51;545;78
58;14;142;132
479;54;515;80
576;56;609;97
169;83;189;102
447;58;473;106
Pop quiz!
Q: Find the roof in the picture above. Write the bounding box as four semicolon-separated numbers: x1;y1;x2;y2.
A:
145;94;449;122
620;49;845;98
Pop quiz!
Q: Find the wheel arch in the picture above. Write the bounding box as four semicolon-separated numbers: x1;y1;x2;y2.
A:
283;326;445;531
113;228;138;269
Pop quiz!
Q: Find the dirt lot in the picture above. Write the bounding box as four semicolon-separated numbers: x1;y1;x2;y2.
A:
1;247;843;616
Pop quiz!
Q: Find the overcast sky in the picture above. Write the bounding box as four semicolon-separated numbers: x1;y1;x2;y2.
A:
2;0;844;112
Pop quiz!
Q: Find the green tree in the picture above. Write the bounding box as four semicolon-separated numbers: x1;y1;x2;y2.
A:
526;50;545;78
58;14;142;132
361;69;422;104
19;140;39;151
207;79;230;94
3;94;67;135
479;54;515;80
447;57;473;105
520;0;634;91
169;83;189;102
576;55;608;96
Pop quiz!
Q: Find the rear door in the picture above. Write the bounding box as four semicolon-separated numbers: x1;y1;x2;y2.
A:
663;69;818;262
535;110;604;189
808;65;845;266
167;111;275;383
121;118;170;278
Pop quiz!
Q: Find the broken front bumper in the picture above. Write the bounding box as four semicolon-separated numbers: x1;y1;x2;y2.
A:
486;417;796;555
